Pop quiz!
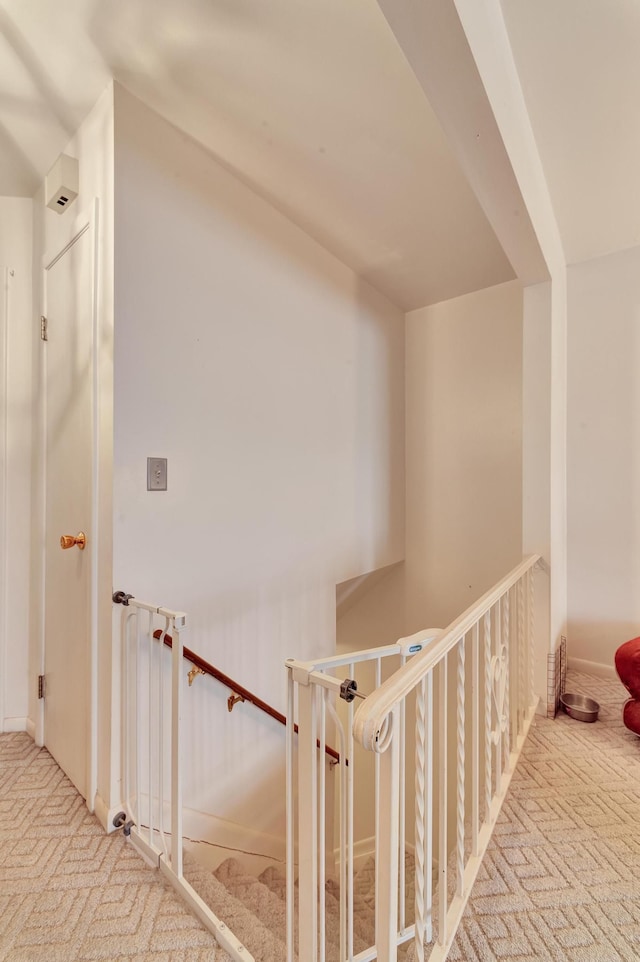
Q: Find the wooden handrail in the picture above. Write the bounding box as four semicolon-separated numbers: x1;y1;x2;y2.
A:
153;630;344;765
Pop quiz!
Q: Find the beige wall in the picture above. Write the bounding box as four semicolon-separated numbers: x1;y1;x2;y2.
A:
405;280;524;634
567;244;640;672
112;86;405;844
0;197;33;732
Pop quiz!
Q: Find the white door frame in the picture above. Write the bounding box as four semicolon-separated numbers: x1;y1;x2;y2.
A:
38;199;100;810
0;267;10;734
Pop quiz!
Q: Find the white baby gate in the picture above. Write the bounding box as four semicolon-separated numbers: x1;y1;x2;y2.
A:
117;594;255;962
287;554;541;962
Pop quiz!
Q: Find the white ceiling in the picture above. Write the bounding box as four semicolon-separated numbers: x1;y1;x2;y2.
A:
502;0;640;265
5;2;636;302
0;0;515;310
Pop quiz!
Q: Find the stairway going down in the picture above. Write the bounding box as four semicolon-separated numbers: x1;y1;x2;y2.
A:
183;851;418;962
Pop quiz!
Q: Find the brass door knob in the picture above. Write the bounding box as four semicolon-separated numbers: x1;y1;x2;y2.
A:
60;532;86;550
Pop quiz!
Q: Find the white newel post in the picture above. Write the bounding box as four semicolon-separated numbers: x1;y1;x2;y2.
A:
169;611;186;879
286;670;295;962
375;706;400;962
298;681;318;961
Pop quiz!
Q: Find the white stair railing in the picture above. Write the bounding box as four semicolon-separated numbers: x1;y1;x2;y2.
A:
286;634;442;962
117;594;254;962
287;554;541;962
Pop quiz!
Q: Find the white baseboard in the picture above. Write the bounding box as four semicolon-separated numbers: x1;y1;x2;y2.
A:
105;793;286;873
26;717;35;740
182;808;286;875
333;835;375;874
2;716;28;733
567;657;617;680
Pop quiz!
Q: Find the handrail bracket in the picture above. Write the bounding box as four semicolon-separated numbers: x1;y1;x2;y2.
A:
188;666;206;687
227;692;246;712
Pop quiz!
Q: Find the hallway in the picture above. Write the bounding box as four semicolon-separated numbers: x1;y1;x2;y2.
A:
1;669;639;961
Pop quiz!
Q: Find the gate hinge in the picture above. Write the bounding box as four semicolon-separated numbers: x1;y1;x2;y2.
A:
38;674;45;699
40;316;48;341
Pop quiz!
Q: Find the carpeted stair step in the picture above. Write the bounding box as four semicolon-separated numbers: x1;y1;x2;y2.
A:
258;863;361;961
351;853;417;960
326;874;376;950
183;855;288;962
185;850;417;961
259;863;371;960
352;852;416;919
215;858;292;957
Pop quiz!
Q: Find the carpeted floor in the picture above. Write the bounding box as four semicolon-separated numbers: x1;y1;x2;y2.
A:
2;669;639;962
0;733;230;962
445;669;640;962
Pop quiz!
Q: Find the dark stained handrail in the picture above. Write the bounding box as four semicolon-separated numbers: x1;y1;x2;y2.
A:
153;630;344;765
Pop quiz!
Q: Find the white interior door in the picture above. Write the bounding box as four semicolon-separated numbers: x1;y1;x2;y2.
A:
43;211;96;802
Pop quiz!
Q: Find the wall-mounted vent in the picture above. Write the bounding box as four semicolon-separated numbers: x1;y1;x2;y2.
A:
46;154;79;214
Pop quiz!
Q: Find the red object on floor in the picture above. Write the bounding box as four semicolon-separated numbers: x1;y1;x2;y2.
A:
615;636;640;736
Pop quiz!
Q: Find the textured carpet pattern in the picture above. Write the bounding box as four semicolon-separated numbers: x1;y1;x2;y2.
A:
444;669;640;962
0;733;230;962
3;669;639;962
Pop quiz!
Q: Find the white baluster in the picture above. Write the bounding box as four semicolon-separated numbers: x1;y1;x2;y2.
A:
326;699;347;962
456;638;465;899
148;611;154;849
438;659;448;946
503;591;511;773
157;616;167;858
399;654;407;938
414;678;427;962
426;673;433;945
319;687;326;962
376;708;400;962
135;612;141;840
471;622;480;857
298;683;318;962
517;580;525;737
495;599;503;791
170;614;184;879
286;670;295;962
375;657;381;923
528;570;535;709
348;663;355;961
484;609;492;818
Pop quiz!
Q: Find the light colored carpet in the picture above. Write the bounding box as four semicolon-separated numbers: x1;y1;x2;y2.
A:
0;733;230;962
3;668;639;962
442;669;640;962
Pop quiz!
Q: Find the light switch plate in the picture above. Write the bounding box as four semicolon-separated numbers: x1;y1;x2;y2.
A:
147;457;167;491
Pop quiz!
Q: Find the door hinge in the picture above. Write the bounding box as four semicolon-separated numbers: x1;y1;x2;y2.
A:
38;674;46;699
40;315;48;341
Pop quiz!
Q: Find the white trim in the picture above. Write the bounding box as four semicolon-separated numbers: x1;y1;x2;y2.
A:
182;807;287;871
35;258;46;746
2;717;28;733
40;202;100;807
26;717;36;740
42;210;91;272
0;268;8;734
567;656;617;681
333;834;376;875
89;197;100;814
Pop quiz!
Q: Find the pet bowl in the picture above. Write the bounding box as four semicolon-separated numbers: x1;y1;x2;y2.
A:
560;692;599;723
